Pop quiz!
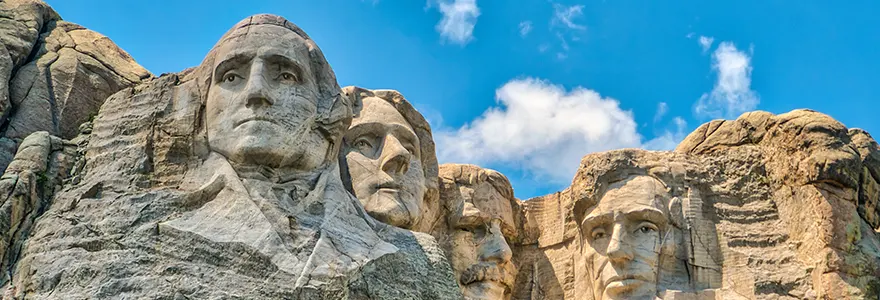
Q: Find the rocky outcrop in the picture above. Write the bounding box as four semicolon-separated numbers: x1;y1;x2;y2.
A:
0;0;150;172
512;110;880;299
0;2;877;299
2;13;462;299
675;109;880;299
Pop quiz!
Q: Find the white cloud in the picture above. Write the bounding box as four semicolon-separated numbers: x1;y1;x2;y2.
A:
696;42;759;119
433;0;480;45
643;117;688;151
435;78;643;183
552;4;586;30
654;102;668;122
519;21;532;37
698;36;714;53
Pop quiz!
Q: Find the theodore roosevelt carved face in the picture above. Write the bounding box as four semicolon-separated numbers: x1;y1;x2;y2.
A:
439;164;518;300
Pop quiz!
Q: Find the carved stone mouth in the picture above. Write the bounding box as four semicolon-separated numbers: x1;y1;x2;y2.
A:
374;181;402;190
236;116;277;127
603;274;647;292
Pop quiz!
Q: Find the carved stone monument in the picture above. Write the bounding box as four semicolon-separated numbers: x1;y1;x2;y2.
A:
1;2;879;299
437;164;523;300
1;14;460;299
340;87;440;233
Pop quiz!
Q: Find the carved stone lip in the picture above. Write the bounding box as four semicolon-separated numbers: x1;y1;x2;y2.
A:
604;274;648;291
236;116;277;127
374;181;402;190
464;279;510;291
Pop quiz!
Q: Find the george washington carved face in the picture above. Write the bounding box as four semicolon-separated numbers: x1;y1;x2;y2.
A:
205;24;331;172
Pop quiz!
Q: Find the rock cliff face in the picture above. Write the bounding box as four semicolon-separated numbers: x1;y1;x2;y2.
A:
0;0;150;172
0;1;878;300
513;110;880;299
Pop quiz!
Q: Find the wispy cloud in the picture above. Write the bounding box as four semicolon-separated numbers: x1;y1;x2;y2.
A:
698;36;714;53
552;3;586;30
432;0;480;45
696;42;759;119
643;117;688;151
654;102;668;122
519;21;533;37
547;3;586;60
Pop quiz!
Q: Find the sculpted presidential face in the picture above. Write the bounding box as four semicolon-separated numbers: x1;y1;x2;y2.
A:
343;96;426;228
206;25;328;171
442;167;518;300
580;175;670;300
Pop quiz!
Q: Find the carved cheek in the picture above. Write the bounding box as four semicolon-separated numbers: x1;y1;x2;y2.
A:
345;152;380;194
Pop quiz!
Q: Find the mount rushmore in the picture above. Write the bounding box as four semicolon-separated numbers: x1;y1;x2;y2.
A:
0;1;878;299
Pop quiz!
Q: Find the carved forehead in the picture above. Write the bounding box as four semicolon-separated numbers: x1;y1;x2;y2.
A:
350;97;413;132
593;175;669;216
212;25;309;60
463;181;516;221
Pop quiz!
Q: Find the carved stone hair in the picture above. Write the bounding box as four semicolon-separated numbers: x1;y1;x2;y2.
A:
194;14;352;156
438;164;515;204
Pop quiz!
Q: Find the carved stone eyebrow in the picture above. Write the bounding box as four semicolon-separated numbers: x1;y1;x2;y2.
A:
621;207;667;227
581;212;613;232
213;51;255;82
344;122;383;141
388;124;420;154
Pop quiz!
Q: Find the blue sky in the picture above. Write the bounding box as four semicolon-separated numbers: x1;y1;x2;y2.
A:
47;0;880;199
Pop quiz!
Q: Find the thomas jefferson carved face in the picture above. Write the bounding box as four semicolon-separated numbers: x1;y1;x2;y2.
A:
580;175;669;300
206;25;329;171
442;168;517;300
343;96;426;228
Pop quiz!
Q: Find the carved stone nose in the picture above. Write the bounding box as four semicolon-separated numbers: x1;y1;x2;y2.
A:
605;224;634;262
246;94;272;108
479;222;513;264
380;135;411;175
244;61;274;108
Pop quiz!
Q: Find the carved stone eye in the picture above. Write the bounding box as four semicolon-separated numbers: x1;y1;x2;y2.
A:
353;139;372;152
281;72;297;81
591;228;606;240
223;74;238;83
635;223;658;234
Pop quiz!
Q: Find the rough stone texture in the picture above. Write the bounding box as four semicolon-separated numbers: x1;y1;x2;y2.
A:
0;0;151;173
513;110;880;299
1;14;461;299
436;163;524;300
0;1;878;299
675;109;880;299
340;86;441;234
0;130;77;286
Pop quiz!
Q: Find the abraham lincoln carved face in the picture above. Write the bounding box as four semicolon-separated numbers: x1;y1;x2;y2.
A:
580;175;671;300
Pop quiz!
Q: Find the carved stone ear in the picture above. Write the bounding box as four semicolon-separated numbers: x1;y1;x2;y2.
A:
668;196;685;229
